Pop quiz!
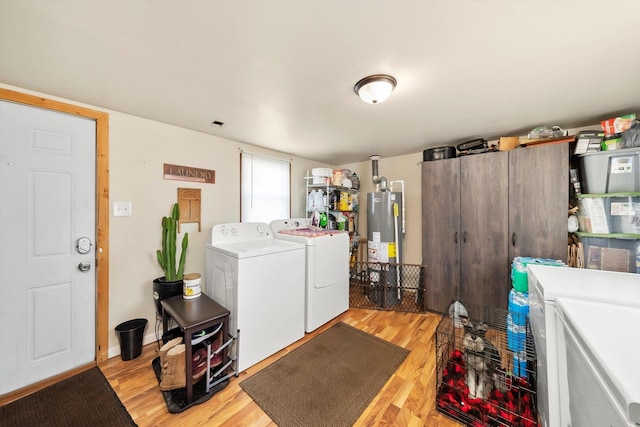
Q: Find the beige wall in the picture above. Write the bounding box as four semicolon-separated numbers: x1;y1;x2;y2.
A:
1;84;331;357
109;114;329;356
340;152;424;266
2;83;596;358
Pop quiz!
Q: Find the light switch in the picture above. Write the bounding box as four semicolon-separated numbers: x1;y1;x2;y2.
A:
113;201;132;217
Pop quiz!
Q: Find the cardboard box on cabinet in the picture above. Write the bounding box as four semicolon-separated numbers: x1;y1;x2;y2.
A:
498;136;520;151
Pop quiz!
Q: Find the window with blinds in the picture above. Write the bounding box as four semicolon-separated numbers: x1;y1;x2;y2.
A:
240;152;291;223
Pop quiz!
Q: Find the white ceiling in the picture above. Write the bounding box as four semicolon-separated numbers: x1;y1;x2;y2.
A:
1;0;639;165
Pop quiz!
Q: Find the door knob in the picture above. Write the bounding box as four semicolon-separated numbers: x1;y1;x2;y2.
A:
77;261;91;272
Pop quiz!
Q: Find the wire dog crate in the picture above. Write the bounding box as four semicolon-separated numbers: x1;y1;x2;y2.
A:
436;301;538;427
349;261;427;312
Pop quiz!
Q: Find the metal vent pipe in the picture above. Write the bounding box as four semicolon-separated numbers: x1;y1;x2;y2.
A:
370;155;388;191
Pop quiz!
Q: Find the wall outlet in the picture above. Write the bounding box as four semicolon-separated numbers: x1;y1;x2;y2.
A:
113;201;132;217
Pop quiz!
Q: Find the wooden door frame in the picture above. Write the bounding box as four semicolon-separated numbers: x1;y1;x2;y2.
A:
0;87;110;363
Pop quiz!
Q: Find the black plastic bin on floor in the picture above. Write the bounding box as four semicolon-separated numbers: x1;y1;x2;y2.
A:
115;318;148;361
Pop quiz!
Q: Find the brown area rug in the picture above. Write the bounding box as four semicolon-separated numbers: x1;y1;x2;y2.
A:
0;367;136;427
240;322;409;427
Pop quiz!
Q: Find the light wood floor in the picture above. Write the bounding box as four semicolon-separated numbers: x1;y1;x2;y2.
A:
100;308;463;426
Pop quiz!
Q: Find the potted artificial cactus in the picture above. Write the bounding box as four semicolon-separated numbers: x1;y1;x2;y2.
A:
152;203;189;315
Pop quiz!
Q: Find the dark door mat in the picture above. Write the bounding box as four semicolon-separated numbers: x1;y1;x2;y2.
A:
151;356;229;413
0;367;136;426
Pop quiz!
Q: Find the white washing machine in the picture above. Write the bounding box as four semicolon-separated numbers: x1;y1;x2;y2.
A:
270;218;349;333
204;222;305;372
528;265;640;427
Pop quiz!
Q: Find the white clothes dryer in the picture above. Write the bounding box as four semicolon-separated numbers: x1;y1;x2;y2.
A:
270;218;349;333
204;222;305;372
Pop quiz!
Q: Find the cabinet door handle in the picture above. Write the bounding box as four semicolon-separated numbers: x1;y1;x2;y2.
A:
454;231;458;244
463;231;467;243
512;232;516;246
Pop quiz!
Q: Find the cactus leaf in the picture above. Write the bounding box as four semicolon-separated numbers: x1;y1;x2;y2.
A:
177;232;188;279
157;203;189;281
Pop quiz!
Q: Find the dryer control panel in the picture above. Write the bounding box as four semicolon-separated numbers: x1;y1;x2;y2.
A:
269;218;311;232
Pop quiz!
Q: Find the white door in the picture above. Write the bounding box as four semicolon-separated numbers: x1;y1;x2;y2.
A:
0;100;96;395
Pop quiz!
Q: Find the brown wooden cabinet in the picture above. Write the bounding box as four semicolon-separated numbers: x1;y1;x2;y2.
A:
421;156;461;314
508;144;569;261
460;151;510;312
422;144;568;313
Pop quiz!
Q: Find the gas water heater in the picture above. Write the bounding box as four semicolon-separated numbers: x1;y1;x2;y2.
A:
367;155;405;305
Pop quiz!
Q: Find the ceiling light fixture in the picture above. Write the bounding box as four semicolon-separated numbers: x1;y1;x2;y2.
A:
354;74;397;104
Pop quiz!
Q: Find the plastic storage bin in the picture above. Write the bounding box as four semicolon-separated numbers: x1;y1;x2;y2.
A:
581;236;639;273
610;195;640;234
577;193;640;235
577;196;611;234
577;147;640;194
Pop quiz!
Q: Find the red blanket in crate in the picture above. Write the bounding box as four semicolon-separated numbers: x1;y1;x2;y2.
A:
437;350;537;427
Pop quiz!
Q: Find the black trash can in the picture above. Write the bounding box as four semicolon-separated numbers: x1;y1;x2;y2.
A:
115;318;148;361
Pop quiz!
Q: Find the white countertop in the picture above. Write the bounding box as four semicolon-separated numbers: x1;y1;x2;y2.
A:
528;265;640;307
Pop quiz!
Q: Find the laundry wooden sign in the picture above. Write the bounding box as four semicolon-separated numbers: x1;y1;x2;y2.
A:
163;163;215;184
